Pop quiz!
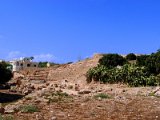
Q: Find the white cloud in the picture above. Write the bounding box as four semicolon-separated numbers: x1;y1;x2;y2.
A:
34;53;56;62
6;51;57;62
7;51;25;60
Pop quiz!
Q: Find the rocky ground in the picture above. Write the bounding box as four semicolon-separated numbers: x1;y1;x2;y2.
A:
0;54;160;120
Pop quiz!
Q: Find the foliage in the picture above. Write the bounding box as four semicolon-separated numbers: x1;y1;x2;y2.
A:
136;55;149;66
23;56;34;61
38;62;58;68
86;51;160;87
126;53;137;60
99;54;127;68
136;50;160;75
45;92;73;103
86;65;108;83
145;51;160;74
20;105;39;113
0;114;14;120
86;64;159;87
38;62;48;67
0;62;13;84
94;93;110;99
0;114;2;120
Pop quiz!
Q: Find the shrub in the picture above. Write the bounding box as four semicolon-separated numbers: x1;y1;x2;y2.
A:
38;62;48;67
20;105;39;113
0;114;14;120
126;53;137;60
0;62;13;84
0;114;2;120
136;50;160;75
86;64;159;87
94;93;110;99
145;52;160;75
46;92;73;103
86;65;108;83
87;50;160;87
38;62;59;68
99;54;126;68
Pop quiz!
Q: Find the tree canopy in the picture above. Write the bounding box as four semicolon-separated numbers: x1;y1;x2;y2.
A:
0;62;13;84
99;54;127;68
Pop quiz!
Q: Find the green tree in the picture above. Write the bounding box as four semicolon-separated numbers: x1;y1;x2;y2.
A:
126;53;137;60
0;62;13;84
30;56;34;60
38;62;48;67
136;55;149;66
145;51;160;74
99;54;127;68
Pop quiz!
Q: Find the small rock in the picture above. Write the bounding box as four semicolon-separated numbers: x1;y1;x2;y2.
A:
155;91;160;97
4;105;19;113
78;90;91;94
75;84;80;91
51;116;57;120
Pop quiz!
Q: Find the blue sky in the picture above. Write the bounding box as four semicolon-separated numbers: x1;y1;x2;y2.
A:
0;0;160;63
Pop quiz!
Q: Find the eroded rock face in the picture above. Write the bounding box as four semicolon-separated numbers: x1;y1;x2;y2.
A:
4;106;15;114
155;91;160;97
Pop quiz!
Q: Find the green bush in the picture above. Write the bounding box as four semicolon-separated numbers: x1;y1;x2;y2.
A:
38;62;59;68
46;92;73;103
99;54;127;68
126;53;137;60
86;65;108;83
86;64;159;87
38;62;48;67
0;62;13;84
136;55;149;67
0;114;14;120
145;52;160;75
94;93;110;99
136;50;160;75
20;105;39;113
86;50;160;87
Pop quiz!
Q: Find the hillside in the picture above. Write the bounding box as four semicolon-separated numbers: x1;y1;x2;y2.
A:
0;54;160;120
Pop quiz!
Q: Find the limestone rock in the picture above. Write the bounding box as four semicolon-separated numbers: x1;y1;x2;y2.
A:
78;89;91;94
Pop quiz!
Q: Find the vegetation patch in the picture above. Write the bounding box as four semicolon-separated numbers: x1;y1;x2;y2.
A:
46;92;73;104
94;93;111;99
0;62;13;84
0;114;14;120
86;50;160;87
126;53;137;60
25;96;32;100
148;92;155;96
19;105;39;113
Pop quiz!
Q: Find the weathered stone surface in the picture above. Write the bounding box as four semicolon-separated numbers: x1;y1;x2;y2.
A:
155;91;160;97
51;116;57;120
4;105;19;113
78;90;91;94
30;80;46;84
